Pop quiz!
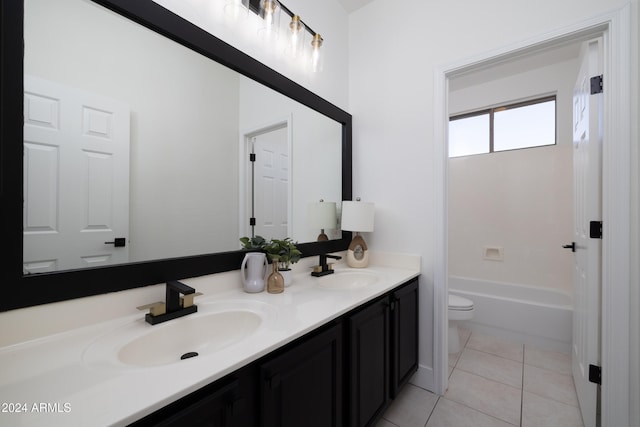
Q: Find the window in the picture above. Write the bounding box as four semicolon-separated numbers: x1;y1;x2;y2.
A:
449;96;556;158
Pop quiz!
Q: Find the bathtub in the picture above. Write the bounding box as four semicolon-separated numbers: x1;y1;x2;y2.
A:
449;276;573;353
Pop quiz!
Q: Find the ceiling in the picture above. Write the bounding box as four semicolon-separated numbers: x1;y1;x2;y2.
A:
338;0;375;13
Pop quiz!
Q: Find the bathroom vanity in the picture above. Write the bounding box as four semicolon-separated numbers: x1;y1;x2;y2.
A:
132;278;417;427
0;255;419;427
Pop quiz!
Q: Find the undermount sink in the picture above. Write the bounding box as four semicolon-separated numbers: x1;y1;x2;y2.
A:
315;270;380;290
83;301;269;369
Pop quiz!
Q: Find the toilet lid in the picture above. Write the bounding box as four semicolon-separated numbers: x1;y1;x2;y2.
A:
449;294;473;310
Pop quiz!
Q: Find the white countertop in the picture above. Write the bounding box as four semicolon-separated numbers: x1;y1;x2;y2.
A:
0;252;419;426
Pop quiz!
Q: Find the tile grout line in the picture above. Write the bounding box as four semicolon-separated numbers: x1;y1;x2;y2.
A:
423;396;441;427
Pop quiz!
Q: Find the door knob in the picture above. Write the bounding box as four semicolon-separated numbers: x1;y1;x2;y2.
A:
562;242;576;252
105;238;126;247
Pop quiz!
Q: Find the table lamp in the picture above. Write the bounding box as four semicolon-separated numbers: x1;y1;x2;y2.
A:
341;198;375;268
310;200;337;241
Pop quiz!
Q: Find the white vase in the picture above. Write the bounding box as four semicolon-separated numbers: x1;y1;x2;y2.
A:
240;252;267;293
280;269;292;287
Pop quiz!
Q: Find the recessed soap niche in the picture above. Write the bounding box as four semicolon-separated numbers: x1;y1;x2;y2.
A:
483;246;504;261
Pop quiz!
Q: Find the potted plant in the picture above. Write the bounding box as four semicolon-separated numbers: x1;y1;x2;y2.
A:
239;235;267;251
263;238;302;287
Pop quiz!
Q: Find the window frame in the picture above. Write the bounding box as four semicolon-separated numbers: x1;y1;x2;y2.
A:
449;95;557;157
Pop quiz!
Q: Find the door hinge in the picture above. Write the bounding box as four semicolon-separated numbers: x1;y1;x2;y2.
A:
249;153;256;162
590;75;603;94
589;364;602;385
589;221;602;239
249;217;256;226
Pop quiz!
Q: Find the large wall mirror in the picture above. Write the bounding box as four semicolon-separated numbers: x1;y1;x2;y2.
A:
0;0;352;311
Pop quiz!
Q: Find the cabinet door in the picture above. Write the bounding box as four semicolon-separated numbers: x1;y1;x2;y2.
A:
129;378;250;427
260;323;343;427
348;298;390;427
391;279;419;397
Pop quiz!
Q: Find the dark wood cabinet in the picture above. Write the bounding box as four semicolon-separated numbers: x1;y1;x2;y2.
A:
347;298;390;427
260;322;343;427
391;279;419;397
347;278;419;427
128;367;256;427
154;380;243;427
129;278;418;427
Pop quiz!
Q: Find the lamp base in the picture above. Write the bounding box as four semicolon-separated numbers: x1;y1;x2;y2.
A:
346;233;369;268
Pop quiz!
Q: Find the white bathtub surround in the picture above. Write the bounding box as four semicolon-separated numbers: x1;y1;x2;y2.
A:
449;276;572;353
0;252;419;426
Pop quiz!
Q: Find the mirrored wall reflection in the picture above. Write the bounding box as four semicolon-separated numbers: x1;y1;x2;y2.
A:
23;0;342;273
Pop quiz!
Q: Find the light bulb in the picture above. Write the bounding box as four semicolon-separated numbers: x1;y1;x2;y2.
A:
286;15;305;58
310;33;323;72
258;0;280;40
224;0;249;21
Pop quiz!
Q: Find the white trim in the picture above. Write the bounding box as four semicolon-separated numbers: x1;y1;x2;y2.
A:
599;6;631;426
433;8;632;426
432;69;449;396
410;364;435;392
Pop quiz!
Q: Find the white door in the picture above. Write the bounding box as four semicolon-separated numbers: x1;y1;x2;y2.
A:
23;76;130;272
252;125;290;240
571;38;603;427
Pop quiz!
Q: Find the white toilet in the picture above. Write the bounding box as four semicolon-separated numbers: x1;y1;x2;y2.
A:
448;294;475;353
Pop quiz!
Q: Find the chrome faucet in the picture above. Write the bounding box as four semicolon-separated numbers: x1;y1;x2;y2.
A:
311;254;342;277
137;280;202;325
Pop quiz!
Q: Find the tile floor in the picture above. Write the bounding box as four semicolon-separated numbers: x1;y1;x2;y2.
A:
376;330;584;427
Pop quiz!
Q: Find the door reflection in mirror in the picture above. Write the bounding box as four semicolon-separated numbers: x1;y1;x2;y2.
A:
23;0;342;272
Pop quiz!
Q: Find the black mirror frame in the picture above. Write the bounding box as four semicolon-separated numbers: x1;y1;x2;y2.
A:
0;0;352;311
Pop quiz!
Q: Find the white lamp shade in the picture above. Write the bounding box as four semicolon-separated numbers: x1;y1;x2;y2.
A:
309;201;337;229
341;201;375;232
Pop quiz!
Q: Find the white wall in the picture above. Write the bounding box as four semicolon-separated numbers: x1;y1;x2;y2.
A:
348;0;639;405
448;56;578;294
631;3;640;426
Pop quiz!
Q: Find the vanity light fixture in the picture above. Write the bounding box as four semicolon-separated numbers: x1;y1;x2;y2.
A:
258;0;281;40
310;199;337;241
239;0;325;72
341;198;375;268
